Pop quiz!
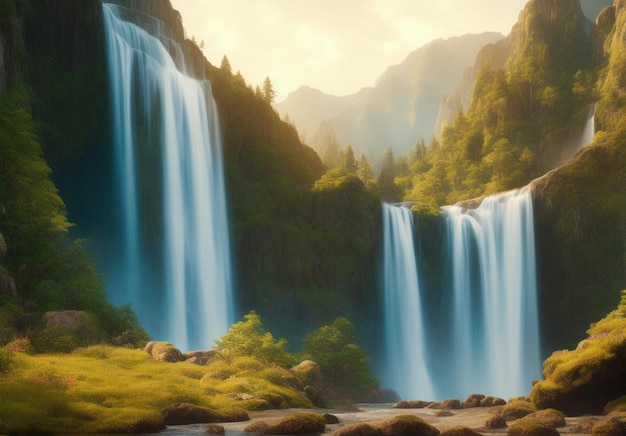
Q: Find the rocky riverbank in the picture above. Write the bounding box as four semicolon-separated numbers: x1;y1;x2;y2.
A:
157;403;622;435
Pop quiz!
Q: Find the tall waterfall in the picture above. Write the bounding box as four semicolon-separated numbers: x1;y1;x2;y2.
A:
381;203;434;401
381;188;541;400
103;3;233;350
442;187;541;399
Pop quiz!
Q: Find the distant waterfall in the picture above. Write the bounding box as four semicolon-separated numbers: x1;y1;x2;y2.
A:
103;3;233;350
381;203;434;401
578;105;596;150
381;188;541;400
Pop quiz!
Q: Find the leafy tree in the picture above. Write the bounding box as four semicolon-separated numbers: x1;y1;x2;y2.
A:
300;318;378;395
262;76;276;104
215;311;293;367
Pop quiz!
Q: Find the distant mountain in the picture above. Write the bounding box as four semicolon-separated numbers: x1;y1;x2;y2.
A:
276;32;504;160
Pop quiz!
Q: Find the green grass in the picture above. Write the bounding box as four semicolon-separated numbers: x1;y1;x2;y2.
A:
0;346;313;433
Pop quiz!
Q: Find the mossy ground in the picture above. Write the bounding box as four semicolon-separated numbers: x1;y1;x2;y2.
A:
0;345;312;433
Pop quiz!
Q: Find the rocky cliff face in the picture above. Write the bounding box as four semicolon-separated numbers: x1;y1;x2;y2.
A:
531;0;626;352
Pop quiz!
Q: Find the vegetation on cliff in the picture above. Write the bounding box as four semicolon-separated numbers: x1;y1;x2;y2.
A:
381;0;596;210
0;1;148;349
207;59;381;346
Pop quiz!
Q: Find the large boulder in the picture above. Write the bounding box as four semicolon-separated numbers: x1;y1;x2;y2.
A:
243;412;326;435
530;291;626;415
160;403;249;425
291;360;323;384
144;341;185;363
161;403;217;425
41;310;102;341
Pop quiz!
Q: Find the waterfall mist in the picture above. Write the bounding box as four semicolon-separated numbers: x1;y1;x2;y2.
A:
102;3;233;350
381;188;541;401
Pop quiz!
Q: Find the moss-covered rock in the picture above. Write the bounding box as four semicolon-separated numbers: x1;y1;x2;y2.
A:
485;414;507;429
377;414;440;436
393;400;433;409
521;409;566;428
160;403;249;425
144;341;185;363
507;419;560;436
530;291;626;415
439;426;483;436
591;419;624;436
334;422;384;436
428;399;462;410
243;412;326;435
332;414;439;436
501;400;537;421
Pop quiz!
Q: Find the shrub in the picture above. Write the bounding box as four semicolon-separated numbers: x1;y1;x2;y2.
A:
0;347;13;373
215;311;294;367
28;327;79;354
300;317;378;396
5;337;31;353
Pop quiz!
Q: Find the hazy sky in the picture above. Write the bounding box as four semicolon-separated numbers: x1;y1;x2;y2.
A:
170;0;529;101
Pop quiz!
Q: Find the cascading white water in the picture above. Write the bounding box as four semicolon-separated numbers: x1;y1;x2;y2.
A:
381;203;434;401
578;105;596;150
103;3;233;350
381;188;541;400
442;187;541;399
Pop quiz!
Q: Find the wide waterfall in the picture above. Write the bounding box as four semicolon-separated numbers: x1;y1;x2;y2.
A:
103;3;233;350
381;203;434;401
381;187;541;401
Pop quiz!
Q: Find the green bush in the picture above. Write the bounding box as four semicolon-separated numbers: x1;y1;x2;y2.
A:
215;311;294;367
300;317;378;396
28;327;79;354
0;347;13;374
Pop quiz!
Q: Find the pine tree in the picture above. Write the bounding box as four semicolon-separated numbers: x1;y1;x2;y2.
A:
358;153;374;188
220;55;232;74
378;147;399;201
262;76;276;104
343;144;358;174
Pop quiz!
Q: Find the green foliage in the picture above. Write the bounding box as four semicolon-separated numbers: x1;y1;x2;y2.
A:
28;327;80;354
301;318;378;396
397;1;594;208
0;87;147;349
0;90;72;247
0;347;13;374
215;311;294;367
378;147;401;201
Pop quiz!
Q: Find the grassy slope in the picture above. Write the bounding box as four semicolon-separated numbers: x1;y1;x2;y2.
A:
0;346;312;433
